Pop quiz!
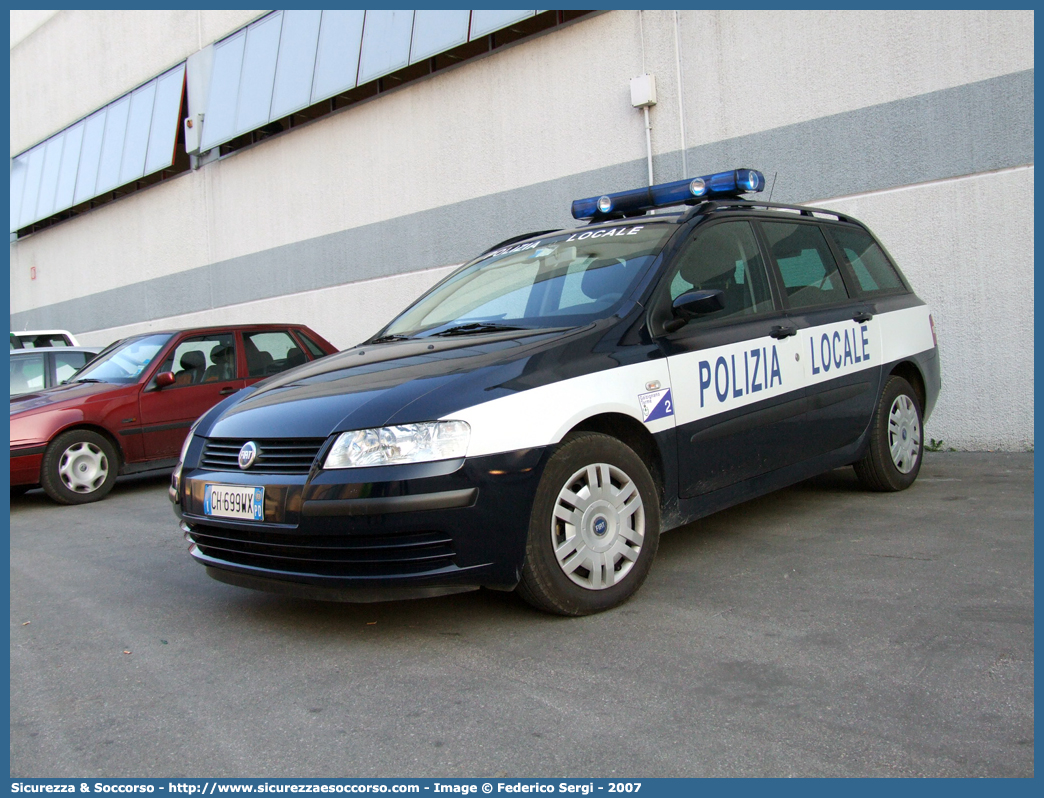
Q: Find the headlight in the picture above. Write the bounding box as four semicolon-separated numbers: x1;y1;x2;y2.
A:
324;421;470;469
172;420;203;504
178;418;203;467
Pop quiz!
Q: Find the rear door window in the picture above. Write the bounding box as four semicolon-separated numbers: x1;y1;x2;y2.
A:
761;221;850;310
244;330;308;377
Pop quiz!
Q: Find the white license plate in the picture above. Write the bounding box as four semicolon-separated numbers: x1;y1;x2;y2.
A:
204;484;264;521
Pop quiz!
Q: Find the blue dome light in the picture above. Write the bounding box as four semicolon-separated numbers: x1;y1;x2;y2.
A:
571;168;766;220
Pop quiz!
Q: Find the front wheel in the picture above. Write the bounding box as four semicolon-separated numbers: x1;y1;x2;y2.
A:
854;375;923;491
517;432;661;616
40;429;119;505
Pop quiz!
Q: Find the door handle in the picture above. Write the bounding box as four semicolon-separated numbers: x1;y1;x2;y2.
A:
219;387;236;395
853;311;873;323
770;325;797;339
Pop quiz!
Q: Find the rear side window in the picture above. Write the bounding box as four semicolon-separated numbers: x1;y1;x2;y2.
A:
828;227;905;293
244;330;308;377
16;333;72;348
34;334;71;347
762;221;849;310
294;330;328;358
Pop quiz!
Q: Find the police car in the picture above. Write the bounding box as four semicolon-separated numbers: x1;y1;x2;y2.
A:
171;168;940;616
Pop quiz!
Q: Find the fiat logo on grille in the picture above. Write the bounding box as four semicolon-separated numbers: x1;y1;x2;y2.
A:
238;441;259;470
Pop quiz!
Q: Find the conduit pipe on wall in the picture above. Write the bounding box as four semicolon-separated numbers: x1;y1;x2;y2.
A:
673;10;688;179
637;10;654;187
643;106;654;186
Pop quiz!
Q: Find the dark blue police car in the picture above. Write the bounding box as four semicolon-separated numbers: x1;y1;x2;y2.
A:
172;168;940;615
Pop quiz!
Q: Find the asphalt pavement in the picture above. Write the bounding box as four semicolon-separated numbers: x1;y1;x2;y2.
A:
8;452;1034;777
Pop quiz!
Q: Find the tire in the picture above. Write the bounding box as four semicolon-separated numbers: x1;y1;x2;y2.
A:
517;432;661;616
40;429;119;505
854;375;923;492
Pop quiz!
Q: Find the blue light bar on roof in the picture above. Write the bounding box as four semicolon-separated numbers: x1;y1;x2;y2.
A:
571;168;766;220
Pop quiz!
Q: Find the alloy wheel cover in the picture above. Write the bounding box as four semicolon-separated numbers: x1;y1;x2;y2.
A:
550;462;645;590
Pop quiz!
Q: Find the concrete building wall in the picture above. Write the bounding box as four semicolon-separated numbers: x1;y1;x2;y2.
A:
9;10;1034;450
816;166;1034;452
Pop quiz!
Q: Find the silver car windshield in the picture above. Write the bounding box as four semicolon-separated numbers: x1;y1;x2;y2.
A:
381;223;675;338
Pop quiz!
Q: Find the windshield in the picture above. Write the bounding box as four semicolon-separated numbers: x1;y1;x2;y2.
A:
380;223;675;338
72;333;172;384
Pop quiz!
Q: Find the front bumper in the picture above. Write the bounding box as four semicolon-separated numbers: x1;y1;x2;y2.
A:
177;446;549;600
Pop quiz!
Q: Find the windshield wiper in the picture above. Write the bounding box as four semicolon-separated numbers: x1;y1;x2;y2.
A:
370;334;412;344
73;378;104;383
429;322;530;337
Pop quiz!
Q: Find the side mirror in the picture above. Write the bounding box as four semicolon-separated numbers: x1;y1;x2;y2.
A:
154;371;176;389
664;289;725;331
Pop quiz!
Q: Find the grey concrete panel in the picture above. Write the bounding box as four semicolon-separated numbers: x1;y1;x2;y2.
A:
11;69;1033;335
679;68;1034;205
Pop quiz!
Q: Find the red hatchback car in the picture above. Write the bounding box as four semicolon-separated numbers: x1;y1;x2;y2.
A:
10;324;337;504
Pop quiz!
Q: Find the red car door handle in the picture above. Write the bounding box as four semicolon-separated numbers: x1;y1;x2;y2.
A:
219;387;236;395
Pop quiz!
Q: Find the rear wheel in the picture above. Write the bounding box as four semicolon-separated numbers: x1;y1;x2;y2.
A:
854;375;923;491
40;429;119;505
517;432;660;616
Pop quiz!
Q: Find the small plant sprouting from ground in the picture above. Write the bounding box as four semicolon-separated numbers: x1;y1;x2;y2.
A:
926;438;946;452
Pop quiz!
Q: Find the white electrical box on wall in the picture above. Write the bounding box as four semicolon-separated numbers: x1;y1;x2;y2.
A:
630;74;657;108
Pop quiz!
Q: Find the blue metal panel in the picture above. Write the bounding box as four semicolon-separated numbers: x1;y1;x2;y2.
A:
95;95;131;195
53;121;83;212
235;12;283;136
9;63;186;233
10;6;554;233
271;9;322;119
144;65;186;176
357;10;415;85
410;10;470;64
469;10;535;39
200;31;247;151
119;82;157;186
73;110;107;205
194;7;541;153
10;154;28;232
35;134;65;221
311;10;365;102
18;146;45;229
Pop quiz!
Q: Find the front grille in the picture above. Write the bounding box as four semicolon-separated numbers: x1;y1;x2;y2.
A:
200;438;326;474
189;524;456;577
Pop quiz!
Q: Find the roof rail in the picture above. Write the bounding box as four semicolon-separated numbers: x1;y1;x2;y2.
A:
585;210;650;224
481;230;561;254
685;199;855;224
